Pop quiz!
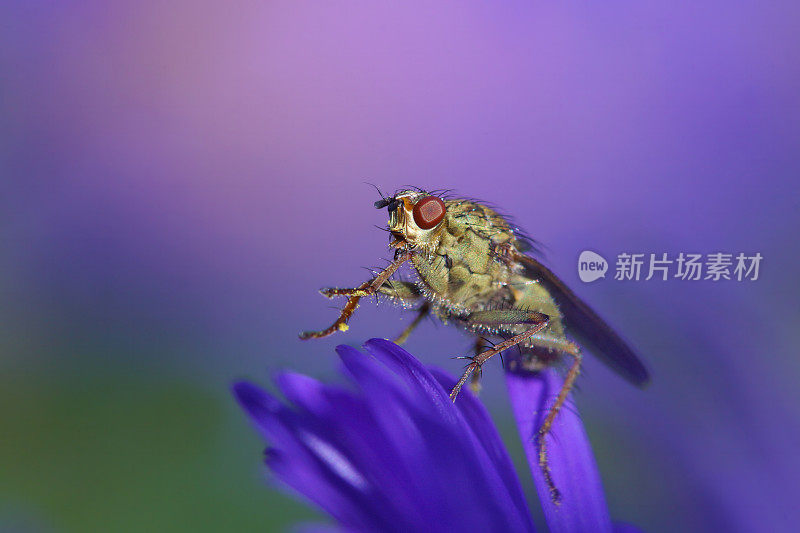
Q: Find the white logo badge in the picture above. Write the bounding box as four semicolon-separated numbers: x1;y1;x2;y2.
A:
578;251;608;282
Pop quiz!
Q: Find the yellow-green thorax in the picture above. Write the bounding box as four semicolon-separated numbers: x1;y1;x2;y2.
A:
384;191;565;339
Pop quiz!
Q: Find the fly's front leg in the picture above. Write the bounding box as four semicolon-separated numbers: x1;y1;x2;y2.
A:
449;309;549;402
299;252;412;340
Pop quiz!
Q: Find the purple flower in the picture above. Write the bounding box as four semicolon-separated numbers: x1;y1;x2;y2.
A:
233;339;639;532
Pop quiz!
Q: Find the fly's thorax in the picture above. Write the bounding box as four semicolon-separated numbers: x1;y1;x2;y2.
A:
385;192;524;258
410;203;518;314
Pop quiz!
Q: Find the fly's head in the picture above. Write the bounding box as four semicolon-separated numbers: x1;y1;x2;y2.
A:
374;189;447;253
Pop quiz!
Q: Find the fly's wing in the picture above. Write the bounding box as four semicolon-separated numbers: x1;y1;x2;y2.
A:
515;253;650;387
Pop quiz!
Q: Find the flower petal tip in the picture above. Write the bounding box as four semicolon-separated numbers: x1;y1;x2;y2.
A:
362;337;406;358
232;381;267;413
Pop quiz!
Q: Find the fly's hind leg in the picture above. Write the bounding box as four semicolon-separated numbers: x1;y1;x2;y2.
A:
449;309;550;402
469;337;488;395
299;252;411;340
530;339;582;505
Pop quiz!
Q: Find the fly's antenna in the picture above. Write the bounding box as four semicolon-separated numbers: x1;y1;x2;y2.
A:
365;182;390;208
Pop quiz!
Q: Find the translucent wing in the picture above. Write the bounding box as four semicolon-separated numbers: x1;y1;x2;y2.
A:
515;252;650;387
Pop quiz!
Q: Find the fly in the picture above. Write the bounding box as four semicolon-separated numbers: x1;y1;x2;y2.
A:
300;188;649;503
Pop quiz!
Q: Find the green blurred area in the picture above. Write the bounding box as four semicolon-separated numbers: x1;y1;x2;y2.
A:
0;368;318;532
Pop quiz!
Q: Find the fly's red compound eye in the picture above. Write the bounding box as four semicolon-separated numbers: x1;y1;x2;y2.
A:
412;196;446;229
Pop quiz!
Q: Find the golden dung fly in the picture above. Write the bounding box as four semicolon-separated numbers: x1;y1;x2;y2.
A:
301;188;649;503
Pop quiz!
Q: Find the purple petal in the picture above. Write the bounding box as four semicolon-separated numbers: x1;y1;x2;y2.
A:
274;370;431;527
429;366;535;529
505;368;612;533
613;522;644;533
234;343;539;532
233;381;394;531
363;340;536;532
335;343;439;471
363;338;458;424
340;342;534;532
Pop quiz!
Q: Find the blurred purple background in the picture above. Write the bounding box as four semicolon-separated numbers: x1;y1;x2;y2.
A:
2;1;799;531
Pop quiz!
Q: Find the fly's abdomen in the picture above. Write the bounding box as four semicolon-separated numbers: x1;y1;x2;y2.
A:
509;274;565;338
